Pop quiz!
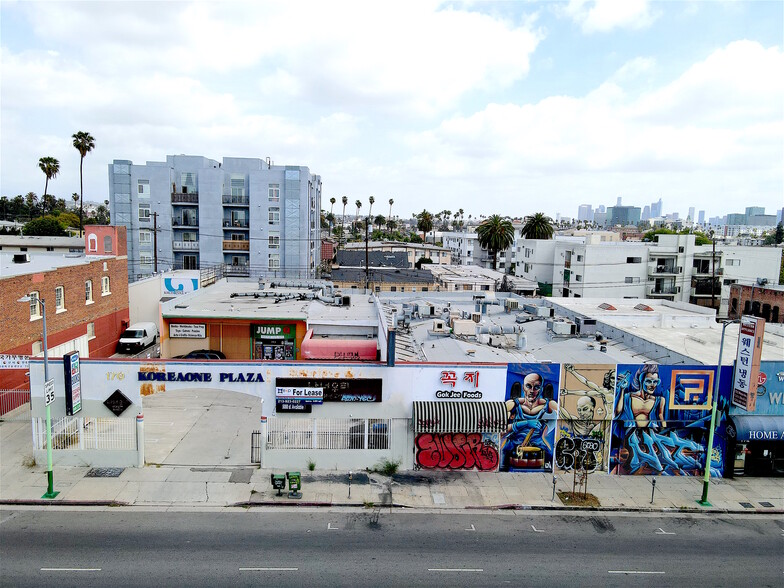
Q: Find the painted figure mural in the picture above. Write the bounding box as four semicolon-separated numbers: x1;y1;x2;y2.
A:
501;364;559;472
610;364;726;477
556;364;615;472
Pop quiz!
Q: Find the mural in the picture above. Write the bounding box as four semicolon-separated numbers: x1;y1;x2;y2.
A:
501;364;559;472
555;364;615;473
415;433;499;471
610;364;727;477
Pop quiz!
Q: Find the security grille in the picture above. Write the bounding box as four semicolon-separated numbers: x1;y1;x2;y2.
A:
32;416;136;450
0;389;31;421
266;417;392;450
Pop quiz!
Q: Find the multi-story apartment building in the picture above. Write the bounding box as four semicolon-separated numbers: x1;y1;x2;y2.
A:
441;230;515;272
515;233;781;316
342;241;452;269
108;155;321;282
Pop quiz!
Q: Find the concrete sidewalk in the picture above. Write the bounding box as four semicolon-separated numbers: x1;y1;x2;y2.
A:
2;421;782;513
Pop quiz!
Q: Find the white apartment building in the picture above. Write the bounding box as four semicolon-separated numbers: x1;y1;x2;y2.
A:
108;155;321;281
441;230;515;272
515;233;781;316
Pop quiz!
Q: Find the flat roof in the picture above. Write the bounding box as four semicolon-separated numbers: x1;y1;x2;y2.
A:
0;251;110;279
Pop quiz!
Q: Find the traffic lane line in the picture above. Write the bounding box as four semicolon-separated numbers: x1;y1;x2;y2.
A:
608;570;665;575
239;567;298;571
428;568;483;572
41;568;101;572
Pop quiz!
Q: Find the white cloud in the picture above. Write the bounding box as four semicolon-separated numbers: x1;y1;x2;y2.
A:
564;0;660;33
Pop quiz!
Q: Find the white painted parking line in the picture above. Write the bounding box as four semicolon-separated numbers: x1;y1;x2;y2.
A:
608;570;665;575
428;568;483;572
655;527;676;535
531;525;544;532
465;524;476;531
328;523;339;530
239;567;298;571
41;568;101;572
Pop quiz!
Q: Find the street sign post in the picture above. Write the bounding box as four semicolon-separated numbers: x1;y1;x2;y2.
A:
44;379;55;407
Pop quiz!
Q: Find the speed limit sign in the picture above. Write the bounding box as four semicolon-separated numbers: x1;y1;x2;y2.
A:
44;379;55;406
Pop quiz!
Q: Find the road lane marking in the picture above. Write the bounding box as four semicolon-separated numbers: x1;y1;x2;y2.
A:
655;528;676;535
428;569;483;572
531;525;544;532
608;570;665;575
465;524;476;531
328;523;339;530
41;568;101;572
239;567;298;571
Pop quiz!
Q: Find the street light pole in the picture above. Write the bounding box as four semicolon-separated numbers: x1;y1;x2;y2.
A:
698;319;738;506
18;295;58;499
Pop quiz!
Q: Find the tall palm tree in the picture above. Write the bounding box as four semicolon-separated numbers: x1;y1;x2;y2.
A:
368;195;375;221
38;157;60;217
72;131;95;236
341;195;348;233
388;198;394;222
329;197;336;216
476;214;515;271
354;199;362;236
520;212;555;240
417;210;433;242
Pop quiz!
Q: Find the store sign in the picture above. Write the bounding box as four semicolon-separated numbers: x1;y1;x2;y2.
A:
138;371;264;383
169;324;206;339
0;354;29;369
436;369;483;399
104;389;132;417
253;324;295;339
275;387;324;405
275;378;382;402
63;351;82;415
732;316;765;411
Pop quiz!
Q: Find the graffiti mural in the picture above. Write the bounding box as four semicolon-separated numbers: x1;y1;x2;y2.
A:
500;363;559;472
556;364;616;473
415;433;499;471
610;364;727;477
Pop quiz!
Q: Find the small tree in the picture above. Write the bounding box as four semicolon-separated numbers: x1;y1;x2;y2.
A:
23;216;68;236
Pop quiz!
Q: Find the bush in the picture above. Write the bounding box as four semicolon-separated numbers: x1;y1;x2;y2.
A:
372;458;400;476
307;459;316;471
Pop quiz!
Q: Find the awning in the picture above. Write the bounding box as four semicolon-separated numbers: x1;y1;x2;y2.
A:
728;416;784;443
413;401;507;434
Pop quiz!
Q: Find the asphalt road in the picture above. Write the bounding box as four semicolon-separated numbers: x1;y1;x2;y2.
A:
1;509;782;587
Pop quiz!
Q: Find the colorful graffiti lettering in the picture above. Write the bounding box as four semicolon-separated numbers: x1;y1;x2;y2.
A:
555;436;603;473
415;433;499;471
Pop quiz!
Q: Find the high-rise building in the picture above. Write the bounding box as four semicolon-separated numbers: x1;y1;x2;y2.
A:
606;206;641;227
688;207;695;222
108;155;322;282
616;197;623;206
726;213;747;226
745;206;765;219
650;198;663;218
642;205;651;221
577;204;593;222
698;210;705;225
597;205;606;214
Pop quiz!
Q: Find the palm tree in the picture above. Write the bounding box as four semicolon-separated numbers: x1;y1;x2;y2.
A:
38;157;60;217
417;210;433;242
388;198;394;222
520;212;555;240
354;199;362;236
72;131;95;236
329;197;336;216
341;196;348;244
374;215;385;230
477;214;515;271
367;196;375;230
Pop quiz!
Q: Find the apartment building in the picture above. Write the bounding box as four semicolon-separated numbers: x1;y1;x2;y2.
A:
515;233;781;316
441;230;515;272
342;241;451;268
108;155;321;282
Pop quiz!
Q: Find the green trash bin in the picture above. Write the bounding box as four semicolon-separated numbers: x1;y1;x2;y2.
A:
286;471;302;499
271;474;286;496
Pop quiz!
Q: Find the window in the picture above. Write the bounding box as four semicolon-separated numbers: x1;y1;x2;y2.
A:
269;207;280;224
577;255;583;262
268;254;280;269
139;203;151;222
140;254;152;268
85;280;93;304
139;230;152;244
626;257;641;263
181;172;196;194
137;180;150;198
723;279;737;286
575;275;583;282
421;287;428;292
269;184;280;202
268;232;280;249
390;286;397;292
230;175;245;197
88;234;98;252
480;285;490;291
87;322;95;339
726;259;740;267
104;236;113;253
29;291;41;320
32;340;43;356
55;286;65;311
182;232;197;242
102;276;110;295
624;277;640;284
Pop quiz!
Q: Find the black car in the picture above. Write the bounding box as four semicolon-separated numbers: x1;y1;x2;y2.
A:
174;349;226;360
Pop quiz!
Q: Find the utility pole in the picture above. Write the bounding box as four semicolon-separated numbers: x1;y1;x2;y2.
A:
711;233;716;311
152;212;158;273
365;216;370;290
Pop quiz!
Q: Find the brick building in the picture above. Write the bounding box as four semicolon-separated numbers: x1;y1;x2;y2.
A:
728;283;784;323
0;226;130;391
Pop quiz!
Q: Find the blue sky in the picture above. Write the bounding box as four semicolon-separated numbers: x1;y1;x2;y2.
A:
1;1;782;221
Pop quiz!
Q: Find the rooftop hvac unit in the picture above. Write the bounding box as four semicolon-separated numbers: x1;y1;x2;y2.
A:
576;318;597;335
471;312;481;323
504;299;519;312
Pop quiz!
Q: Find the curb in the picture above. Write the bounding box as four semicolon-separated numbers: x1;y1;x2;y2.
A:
464;503;784;515
0;499;127;507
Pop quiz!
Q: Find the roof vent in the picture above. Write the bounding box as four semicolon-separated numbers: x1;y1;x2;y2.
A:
12;253;29;264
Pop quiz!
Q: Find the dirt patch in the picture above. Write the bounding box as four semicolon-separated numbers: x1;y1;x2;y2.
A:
557;490;601;508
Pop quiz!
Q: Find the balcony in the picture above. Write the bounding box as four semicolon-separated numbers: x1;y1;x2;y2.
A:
224;264;250;277
172;192;199;204
693;266;723;277
648;286;678;296
172;218;199;228
648;263;680;275
223;240;249;251
222;195;249;205
173;241;199;251
223;219;249;228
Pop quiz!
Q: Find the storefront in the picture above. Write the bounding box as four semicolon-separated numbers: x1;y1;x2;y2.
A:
252;324;298;361
727;360;784;477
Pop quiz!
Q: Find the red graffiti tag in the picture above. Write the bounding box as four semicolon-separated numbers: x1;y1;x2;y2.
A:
415;433;499;471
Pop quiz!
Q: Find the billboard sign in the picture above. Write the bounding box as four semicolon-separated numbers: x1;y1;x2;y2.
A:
731;316;765;411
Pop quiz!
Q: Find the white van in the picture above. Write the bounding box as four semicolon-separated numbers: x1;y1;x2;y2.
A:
117;322;158;354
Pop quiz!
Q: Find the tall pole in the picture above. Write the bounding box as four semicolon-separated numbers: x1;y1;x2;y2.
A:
153;212;158;273
41;299;58;499
711;236;716;311
699;319;738;506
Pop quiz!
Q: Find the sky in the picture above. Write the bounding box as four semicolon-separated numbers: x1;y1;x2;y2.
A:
1;0;782;221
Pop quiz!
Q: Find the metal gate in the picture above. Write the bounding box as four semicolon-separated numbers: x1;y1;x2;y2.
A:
0;389;31;422
250;430;261;464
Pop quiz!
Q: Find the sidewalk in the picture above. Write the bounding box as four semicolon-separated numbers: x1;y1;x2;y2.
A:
2;421;782;513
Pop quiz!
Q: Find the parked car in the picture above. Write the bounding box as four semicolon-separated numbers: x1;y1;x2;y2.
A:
117;322;158;354
174;349;226;360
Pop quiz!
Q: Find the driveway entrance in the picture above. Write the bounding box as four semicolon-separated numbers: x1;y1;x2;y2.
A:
142;388;261;466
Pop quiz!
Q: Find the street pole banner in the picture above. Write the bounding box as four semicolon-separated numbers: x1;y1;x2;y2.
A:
731;316;765;412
